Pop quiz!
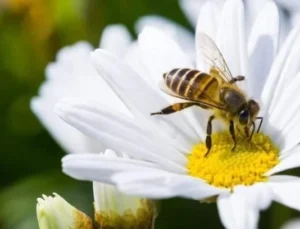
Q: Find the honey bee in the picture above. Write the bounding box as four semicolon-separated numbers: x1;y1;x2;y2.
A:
151;32;263;156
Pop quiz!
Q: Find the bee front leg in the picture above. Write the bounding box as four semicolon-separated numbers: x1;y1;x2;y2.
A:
229;120;236;151
256;117;263;133
151;103;197;115
244;126;249;139
205;115;215;157
248;121;255;141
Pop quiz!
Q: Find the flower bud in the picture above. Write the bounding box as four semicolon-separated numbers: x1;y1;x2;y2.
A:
36;193;94;229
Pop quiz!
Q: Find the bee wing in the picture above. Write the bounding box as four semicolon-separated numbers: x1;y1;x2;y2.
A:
197;32;234;82
158;80;225;111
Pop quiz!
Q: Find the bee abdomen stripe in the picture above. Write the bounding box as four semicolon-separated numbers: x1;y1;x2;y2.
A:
170;68;190;92
165;68;179;87
184;71;201;97
177;69;194;95
187;72;210;98
196;76;217;99
165;68;180;88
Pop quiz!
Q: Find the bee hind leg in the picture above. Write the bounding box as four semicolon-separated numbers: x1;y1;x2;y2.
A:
151;102;197;115
229;120;236;151
205;115;215;157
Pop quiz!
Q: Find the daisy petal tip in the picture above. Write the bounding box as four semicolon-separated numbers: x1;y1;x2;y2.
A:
30;97;40;112
90;48;106;62
139;26;161;38
90;48;117;70
61;154;75;163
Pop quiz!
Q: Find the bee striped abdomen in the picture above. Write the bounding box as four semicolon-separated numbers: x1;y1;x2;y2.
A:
164;68;218;100
167;68;190;92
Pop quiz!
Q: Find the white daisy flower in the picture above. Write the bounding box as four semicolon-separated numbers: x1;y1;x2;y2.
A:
55;0;300;228
36;193;93;229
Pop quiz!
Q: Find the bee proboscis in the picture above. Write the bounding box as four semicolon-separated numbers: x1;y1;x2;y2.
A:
151;32;263;156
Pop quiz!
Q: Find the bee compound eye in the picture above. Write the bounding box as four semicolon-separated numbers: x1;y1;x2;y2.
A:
239;110;249;125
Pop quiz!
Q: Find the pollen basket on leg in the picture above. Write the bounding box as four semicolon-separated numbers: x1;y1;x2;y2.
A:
187;132;279;189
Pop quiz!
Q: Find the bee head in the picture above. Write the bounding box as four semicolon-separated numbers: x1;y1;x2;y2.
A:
238;99;260;126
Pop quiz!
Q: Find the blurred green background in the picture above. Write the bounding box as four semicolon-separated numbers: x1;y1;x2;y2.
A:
0;0;299;228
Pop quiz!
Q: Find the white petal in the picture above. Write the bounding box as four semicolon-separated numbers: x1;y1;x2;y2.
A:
195;0;219;51
124;42;153;86
247;1;279;98
291;12;300;28
178;0;206;27
278;122;300;153
216;0;248;90
265;146;300;175
55;42;93;66
268;175;300;182
117;182;174;199
62;153;158;184
280;218;300;229
243;0;270;36
271;74;300;151
278;8;291;48
262;26;300;120
274;0;300;12
268;72;300;133
169;174;227;200
90;47;197;150
45;43;129;114
112;170;227;200
135;15;195;61
268;175;300;211
31;98;102;154
99;24;132;57
217;194;234;229
217;185;269;229
55;98;186;173
31;42;112;154
138;26;193;86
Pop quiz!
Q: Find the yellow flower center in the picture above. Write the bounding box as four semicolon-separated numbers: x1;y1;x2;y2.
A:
187;132;279;189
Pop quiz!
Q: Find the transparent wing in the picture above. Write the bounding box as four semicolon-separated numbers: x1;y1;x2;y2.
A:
197;32;234;82
158;81;225;111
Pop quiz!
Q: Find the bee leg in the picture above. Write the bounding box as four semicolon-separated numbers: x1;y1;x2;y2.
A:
248;121;255;141
244;126;249;139
205;115;215;157
229;120;236;151
256;117;263;133
229;76;245;84
151;103;197;115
